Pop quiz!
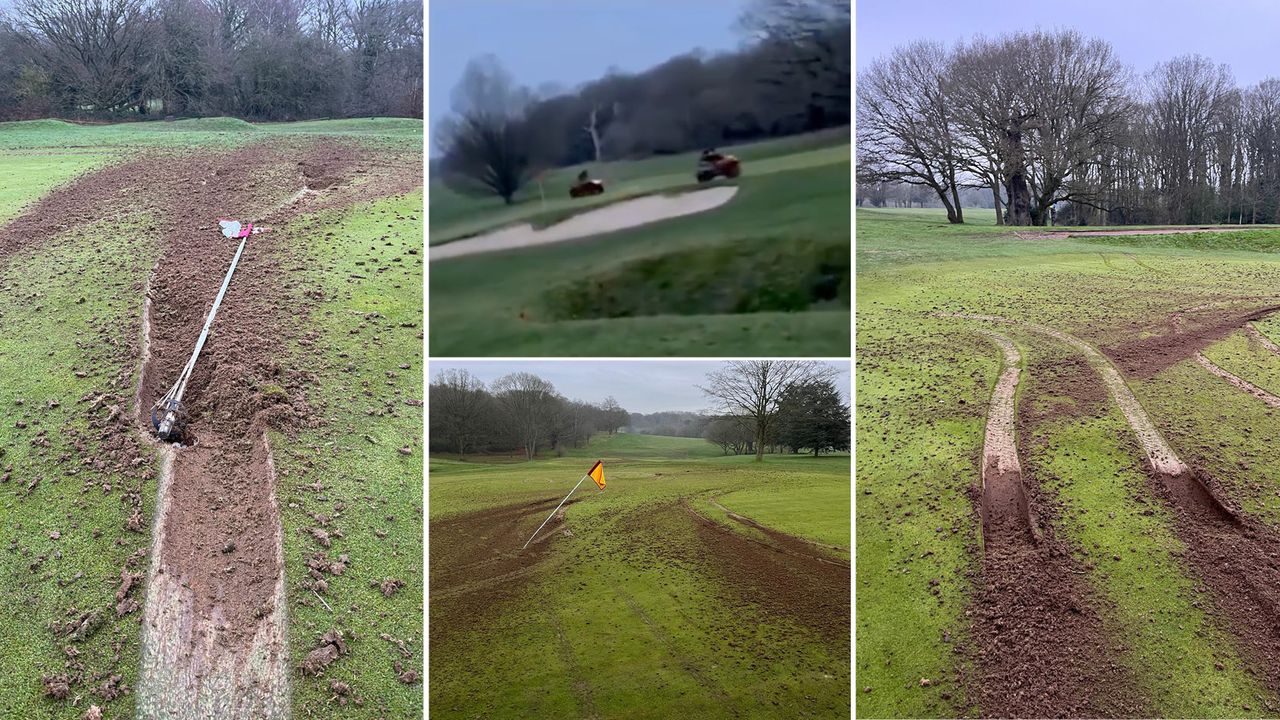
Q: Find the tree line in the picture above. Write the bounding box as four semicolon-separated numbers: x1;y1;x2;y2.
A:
0;0;423;122
857;29;1280;226
429;369;630;461
436;0;850;204
703;376;849;457
429;361;850;462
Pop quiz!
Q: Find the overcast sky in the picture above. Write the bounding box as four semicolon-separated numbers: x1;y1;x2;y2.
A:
857;0;1280;86
428;0;750;138
428;360;851;414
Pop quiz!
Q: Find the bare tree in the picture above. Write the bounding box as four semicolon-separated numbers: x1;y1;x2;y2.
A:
15;0;153;112
949;30;1131;226
857;41;967;223
491;372;557;461
429;369;492;460
700;361;838;462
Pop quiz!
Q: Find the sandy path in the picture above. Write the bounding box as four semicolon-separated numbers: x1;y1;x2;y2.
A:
949;313;1189;475
1195;352;1280;407
1015;225;1270;241
429;186;738;261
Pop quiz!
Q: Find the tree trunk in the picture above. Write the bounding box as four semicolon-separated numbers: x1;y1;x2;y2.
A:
1004;125;1034;226
991;183;1004;225
754;427;765;462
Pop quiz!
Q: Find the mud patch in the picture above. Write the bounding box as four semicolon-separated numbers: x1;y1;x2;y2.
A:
1104;304;1280;379
680;501;849;644
428;498;570;647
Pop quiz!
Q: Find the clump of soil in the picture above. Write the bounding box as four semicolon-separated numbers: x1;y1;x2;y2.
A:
301;629;349;676
42;674;71;700
374;577;405;598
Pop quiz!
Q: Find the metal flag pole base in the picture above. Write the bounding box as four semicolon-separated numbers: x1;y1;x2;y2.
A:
152;231;250;442
522;474;590;550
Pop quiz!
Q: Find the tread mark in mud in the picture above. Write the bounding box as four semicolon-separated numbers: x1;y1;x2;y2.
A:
975;330;1036;545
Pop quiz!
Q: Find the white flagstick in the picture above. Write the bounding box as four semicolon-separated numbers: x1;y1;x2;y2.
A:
522;473;591;550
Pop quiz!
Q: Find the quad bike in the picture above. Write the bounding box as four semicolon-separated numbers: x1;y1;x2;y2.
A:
696;152;741;182
569;178;605;198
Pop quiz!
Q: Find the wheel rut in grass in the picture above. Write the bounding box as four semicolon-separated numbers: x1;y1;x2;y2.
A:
428;497;572;648
954;312;1280;698
960;327;1143;718
975;330;1035;544
678;500;849;646
1195;352;1280;408
1245;322;1280;355
127;139;410;715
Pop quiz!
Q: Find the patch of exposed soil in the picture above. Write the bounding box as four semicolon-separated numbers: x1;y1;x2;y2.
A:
976;330;1034;543
1103;304;1280;379
427;498;570;647
961;333;1146;718
681;501;849;645
2;135;420;715
959;312;1280;705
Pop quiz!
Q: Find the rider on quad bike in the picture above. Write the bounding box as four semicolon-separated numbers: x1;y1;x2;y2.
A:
696;148;740;182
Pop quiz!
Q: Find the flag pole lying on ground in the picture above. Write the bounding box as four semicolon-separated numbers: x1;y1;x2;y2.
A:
522;460;605;550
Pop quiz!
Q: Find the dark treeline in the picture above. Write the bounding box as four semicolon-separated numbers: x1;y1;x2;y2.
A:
436;0;850;204
704;377;849;457
429;369;630;461
858;29;1280;226
0;0;423;122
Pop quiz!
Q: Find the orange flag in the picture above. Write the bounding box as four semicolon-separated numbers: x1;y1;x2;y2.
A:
588;460;605;489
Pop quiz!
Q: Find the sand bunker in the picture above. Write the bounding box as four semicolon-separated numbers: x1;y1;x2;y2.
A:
430;186;739;261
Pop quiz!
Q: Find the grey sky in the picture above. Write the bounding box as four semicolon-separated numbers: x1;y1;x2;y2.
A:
856;0;1280;86
428;360;851;414
428;0;750;138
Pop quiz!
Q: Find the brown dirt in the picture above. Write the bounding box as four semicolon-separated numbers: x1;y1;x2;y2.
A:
427;498;571;648
976;330;1035;544
961;336;1146;719
682;501;849;645
2;135;418;714
1103;304;1280;379
958;312;1280;708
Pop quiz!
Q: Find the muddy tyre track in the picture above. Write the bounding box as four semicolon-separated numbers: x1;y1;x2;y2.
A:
677;500;849;645
955;311;1280;699
961;328;1143;718
428;498;571;649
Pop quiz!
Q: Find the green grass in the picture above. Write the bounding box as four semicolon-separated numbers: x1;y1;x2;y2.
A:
0;116;423;717
0;218;159;719
273;191;423;718
429;145;851;357
857;207;1280;716
0;117;423;224
430;128;849;243
429;439;850;719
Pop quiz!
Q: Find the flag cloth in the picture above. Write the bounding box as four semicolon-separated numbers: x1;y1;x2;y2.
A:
588;460;605;489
